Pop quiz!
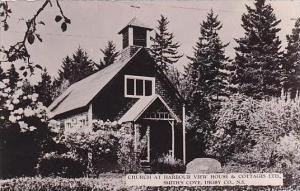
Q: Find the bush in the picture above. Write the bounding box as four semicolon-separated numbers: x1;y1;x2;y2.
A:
205;94;300;188
117;123;145;173
37;152;84;178
151;153;186;173
0;125;53;178
221;161;300;190
206;94;300;164
0;175;144;191
39;120;146;176
38;120;120;177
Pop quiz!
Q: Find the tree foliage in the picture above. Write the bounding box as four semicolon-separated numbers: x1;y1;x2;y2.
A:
7;64;20;90
0;0;70;178
97;41;119;70
54;47;96;94
283;17;300;99
231;0;283;99
207;93;300;165
0;0;70;75
183;10;230;160
43;120;144;175
150;15;183;72
35;68;53;107
165;66;185;96
0;63;53;178
185;10;230;110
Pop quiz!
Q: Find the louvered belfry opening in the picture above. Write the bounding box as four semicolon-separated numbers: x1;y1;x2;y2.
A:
133;27;147;47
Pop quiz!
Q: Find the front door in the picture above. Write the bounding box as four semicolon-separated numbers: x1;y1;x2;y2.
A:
149;121;172;161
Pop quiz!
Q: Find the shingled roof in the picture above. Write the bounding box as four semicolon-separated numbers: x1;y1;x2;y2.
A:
48;47;143;118
118;17;153;34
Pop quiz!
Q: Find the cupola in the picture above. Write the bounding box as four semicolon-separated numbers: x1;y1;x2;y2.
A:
118;17;153;49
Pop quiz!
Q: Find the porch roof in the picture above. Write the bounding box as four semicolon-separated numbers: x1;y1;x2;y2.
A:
118;94;181;124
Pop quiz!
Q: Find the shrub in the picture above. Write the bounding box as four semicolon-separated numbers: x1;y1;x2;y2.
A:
38;120;120;177
206;94;300;188
206;94;300;164
0;72;50;178
151;153;186;173
39;120;146;176
0;175;145;191
37;152;84;178
117;123;145;173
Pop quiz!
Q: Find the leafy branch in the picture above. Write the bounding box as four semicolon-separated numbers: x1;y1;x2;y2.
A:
0;0;71;77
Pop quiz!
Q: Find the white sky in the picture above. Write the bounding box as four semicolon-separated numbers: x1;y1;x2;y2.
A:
1;0;300;75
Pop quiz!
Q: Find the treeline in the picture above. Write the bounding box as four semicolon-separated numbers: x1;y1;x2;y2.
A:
121;0;300;159
30;0;300;163
27;41;120;107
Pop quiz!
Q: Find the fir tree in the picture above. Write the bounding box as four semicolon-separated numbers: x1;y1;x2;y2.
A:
283;17;300;99
53;47;96;98
52;77;70;100
166;66;185;95
35;68;53;107
150;15;183;72
183;10;230;159
97;41;119;70
231;0;283;99
185;10;230;112
7;64;20;89
58;47;96;85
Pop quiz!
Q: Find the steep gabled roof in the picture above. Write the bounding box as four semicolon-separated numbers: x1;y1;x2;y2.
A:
48;47;143;118
118;94;181;124
118;17;153;34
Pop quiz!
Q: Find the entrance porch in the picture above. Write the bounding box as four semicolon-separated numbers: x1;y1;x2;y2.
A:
119;95;185;165
135;119;176;164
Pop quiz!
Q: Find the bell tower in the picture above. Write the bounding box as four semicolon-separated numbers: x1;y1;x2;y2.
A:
118;17;153;49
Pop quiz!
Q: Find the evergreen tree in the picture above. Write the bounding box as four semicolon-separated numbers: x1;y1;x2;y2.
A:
58;56;72;83
97;41;119;70
185;10;230;112
150;15;183;72
7;64;20;89
52;77;70;100
35;68;53;107
54;47;96;98
231;0;283;99
183;10;230;160
283;17;300;99
58;47;96;85
166;66;185;95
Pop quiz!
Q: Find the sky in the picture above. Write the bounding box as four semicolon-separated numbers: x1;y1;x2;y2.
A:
1;0;300;76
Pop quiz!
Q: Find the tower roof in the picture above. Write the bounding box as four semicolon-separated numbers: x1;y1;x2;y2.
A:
118;17;153;34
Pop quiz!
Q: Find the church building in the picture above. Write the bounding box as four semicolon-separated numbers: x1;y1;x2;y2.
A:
48;18;187;164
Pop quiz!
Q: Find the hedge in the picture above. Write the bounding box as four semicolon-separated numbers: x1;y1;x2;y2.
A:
0;176;298;191
0;175;140;191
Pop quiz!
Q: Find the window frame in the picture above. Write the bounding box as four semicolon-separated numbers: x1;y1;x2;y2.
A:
64;119;72;129
124;75;155;98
